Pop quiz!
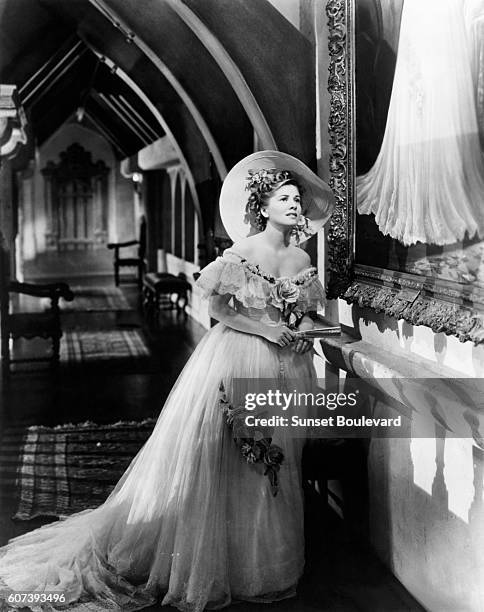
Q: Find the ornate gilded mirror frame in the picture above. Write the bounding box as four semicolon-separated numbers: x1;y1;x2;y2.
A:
326;0;484;344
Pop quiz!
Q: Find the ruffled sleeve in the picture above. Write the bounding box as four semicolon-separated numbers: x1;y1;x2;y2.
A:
195;251;246;299
296;274;326;313
195;250;271;309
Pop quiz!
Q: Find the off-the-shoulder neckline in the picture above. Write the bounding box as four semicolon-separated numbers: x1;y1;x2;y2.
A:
223;248;317;283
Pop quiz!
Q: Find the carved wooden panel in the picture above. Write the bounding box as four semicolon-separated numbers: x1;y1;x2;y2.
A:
42;143;109;251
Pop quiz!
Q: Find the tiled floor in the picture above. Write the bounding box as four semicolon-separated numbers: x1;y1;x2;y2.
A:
0;271;424;611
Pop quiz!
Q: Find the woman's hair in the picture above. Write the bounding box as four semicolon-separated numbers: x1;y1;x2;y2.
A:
244;169;303;231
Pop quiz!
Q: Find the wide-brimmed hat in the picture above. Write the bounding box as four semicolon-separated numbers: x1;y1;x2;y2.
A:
219;150;335;244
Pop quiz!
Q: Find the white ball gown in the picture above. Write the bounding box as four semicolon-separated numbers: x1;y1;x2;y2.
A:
0;248;325;612
357;0;484;246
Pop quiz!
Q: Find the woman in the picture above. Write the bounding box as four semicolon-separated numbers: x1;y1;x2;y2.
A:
0;151;334;611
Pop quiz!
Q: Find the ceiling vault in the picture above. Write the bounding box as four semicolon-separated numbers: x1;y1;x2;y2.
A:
88;0;228;179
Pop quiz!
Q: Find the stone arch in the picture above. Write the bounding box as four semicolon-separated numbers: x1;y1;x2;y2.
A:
173;171;183;258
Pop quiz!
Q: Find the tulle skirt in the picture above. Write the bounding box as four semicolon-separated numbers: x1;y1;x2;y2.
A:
0;323;316;612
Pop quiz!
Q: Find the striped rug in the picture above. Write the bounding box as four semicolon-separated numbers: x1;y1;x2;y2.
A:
60;330;150;365
0;419;157;519
43;286;133;312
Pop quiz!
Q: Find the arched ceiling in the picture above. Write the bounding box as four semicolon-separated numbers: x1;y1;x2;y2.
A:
18;37;164;157
171;0;316;163
0;0;316;180
0;2;165;159
76;6;216;184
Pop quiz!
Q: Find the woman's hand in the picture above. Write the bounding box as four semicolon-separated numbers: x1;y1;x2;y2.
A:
292;336;313;354
262;324;296;347
293;313;314;353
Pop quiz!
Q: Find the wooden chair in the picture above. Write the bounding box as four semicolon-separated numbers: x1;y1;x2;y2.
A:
107;217;146;289
1;280;74;376
142;272;191;318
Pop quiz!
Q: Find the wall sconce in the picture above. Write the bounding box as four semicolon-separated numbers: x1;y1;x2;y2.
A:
76;106;85;123
132;172;143;195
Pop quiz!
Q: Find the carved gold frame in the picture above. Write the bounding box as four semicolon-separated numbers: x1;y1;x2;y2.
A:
326;0;484;344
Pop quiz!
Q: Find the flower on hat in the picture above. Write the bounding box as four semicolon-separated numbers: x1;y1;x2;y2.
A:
246;169;293;195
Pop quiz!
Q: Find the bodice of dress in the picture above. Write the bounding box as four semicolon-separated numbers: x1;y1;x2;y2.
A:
195;248;325;327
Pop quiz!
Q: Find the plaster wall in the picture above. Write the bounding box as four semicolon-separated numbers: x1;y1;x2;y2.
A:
19;172;35;261
0;158;15;272
165;252;210;329
138;136;207;327
266;0;300;30
112;164;137;245
322;319;484;611
368;433;483;612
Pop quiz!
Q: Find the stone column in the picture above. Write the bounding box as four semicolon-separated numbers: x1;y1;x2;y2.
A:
167;164;182;255
93;166;109;246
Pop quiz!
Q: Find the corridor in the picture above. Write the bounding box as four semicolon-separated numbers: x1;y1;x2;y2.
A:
0;266;421;612
1;0;483;609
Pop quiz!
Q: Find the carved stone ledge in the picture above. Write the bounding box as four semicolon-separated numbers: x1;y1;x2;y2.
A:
355;264;484;306
344;282;484;344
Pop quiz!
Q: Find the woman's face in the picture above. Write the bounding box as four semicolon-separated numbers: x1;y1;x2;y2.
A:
262;184;302;229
